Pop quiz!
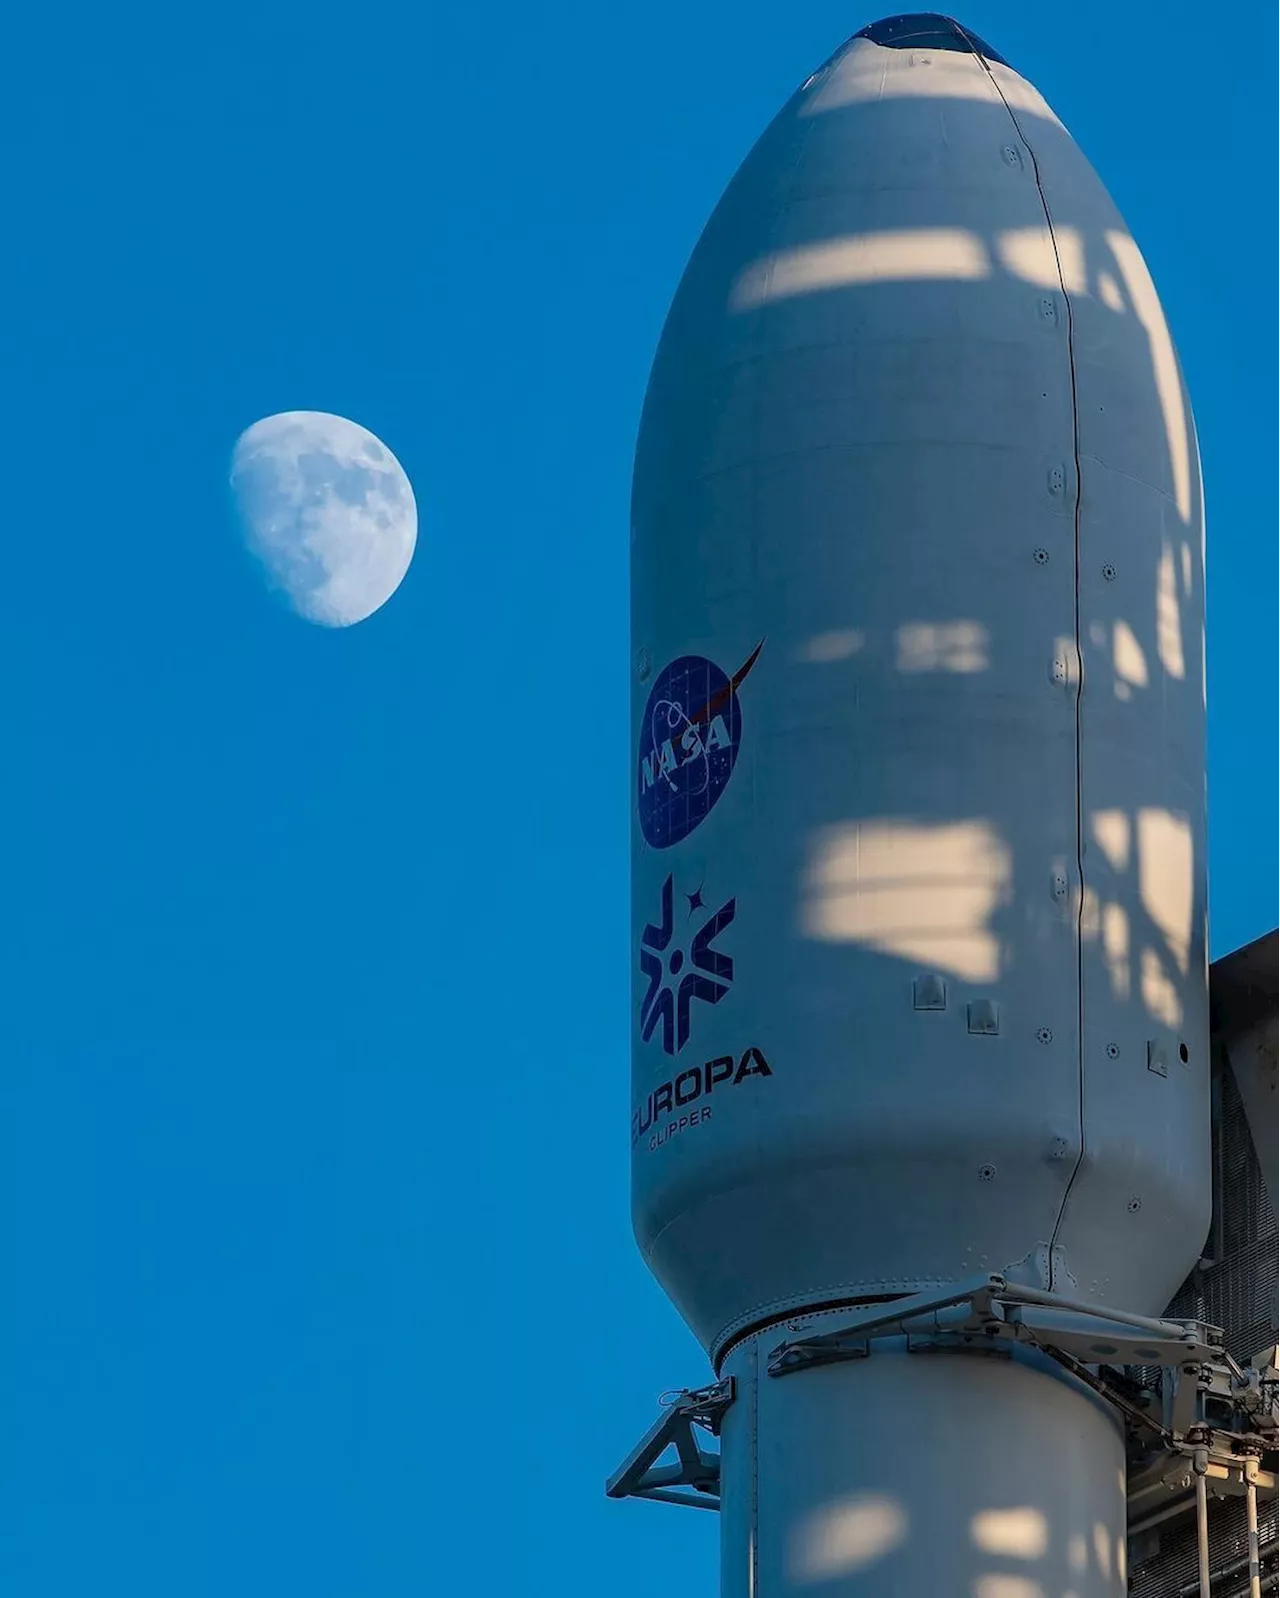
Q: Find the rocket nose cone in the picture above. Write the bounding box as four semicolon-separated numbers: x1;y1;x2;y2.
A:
854;13;1010;69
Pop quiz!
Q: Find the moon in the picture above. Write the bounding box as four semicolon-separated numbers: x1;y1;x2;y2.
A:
229;411;417;627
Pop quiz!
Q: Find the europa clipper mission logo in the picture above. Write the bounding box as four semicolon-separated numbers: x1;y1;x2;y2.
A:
639;875;735;1056
633;872;772;1152
637;643;763;849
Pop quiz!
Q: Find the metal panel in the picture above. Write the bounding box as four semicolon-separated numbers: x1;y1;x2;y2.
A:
986;56;1213;1315
1211;930;1279;1219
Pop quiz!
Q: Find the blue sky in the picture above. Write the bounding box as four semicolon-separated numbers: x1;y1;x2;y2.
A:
0;4;1272;1593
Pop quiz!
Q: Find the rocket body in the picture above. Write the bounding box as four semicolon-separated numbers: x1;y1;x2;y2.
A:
630;14;1208;1592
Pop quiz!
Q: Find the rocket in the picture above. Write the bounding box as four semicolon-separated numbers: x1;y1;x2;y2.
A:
610;14;1272;1596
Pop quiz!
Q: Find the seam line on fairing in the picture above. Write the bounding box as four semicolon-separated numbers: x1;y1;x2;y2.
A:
969;42;1088;1290
749;1339;759;1598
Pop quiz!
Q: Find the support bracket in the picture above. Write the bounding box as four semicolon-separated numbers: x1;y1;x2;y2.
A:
605;1378;735;1510
606;1277;1277;1523
766;1273;1223;1378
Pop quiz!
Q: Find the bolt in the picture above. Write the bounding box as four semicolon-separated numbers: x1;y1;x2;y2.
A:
1102;563;1117;581
1037;1027;1053;1044
1033;548;1050;565
1106;1043;1120;1059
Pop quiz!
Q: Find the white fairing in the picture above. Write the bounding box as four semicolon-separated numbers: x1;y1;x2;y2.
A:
630;22;1208;1359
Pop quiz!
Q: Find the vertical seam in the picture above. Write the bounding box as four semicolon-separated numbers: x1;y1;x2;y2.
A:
749;1339;759;1598
971;49;1088;1287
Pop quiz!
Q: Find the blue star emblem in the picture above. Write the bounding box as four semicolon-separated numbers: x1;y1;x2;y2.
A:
639;876;736;1055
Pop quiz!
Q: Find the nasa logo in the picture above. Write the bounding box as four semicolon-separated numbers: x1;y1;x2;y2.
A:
637;642;763;848
639;875;735;1056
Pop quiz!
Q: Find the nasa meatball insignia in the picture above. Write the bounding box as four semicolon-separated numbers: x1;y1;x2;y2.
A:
637;642;763;848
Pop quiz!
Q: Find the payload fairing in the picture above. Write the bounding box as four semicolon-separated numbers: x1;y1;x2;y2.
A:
612;14;1276;1596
